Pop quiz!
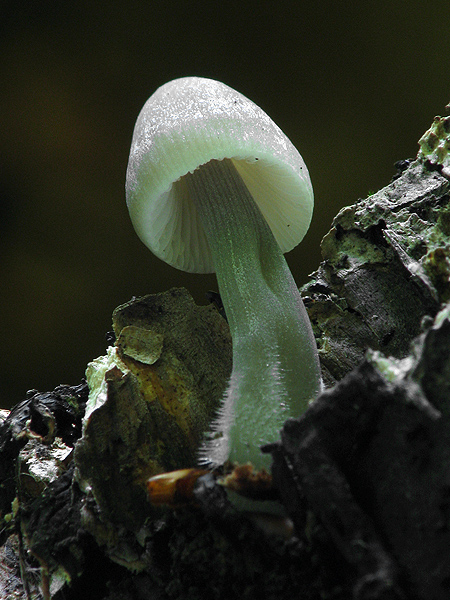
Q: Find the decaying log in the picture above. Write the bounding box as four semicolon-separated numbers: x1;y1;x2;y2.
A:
1;113;450;599
269;310;450;599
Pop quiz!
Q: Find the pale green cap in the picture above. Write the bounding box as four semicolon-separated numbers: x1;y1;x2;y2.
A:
126;77;314;273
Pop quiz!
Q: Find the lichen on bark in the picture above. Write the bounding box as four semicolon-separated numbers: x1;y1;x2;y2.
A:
305;158;449;384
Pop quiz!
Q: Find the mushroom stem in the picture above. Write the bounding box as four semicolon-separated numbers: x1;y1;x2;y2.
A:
185;159;322;470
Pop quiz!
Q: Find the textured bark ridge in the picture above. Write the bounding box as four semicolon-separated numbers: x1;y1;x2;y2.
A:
270;308;450;599
1;113;450;599
74;288;232;531
306;159;448;384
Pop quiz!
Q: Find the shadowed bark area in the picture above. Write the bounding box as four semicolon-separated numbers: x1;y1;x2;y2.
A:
1;114;450;599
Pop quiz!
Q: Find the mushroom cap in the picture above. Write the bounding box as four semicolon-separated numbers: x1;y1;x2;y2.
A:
126;77;314;273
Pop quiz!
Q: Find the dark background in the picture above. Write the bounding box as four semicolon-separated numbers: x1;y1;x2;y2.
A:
1;1;449;408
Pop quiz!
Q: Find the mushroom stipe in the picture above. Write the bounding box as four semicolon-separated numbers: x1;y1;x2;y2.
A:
126;77;322;473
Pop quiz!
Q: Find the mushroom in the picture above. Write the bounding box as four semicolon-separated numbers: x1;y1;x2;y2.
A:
126;77;322;471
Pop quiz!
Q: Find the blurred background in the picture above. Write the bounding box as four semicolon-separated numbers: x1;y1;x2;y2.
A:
1;0;449;408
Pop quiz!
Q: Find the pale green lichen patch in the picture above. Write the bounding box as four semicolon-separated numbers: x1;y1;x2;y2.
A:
117;325;164;365
422;247;450;302
321;227;387;271
433;299;450;327
418;114;450;178
368;350;416;384
84;345;128;422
